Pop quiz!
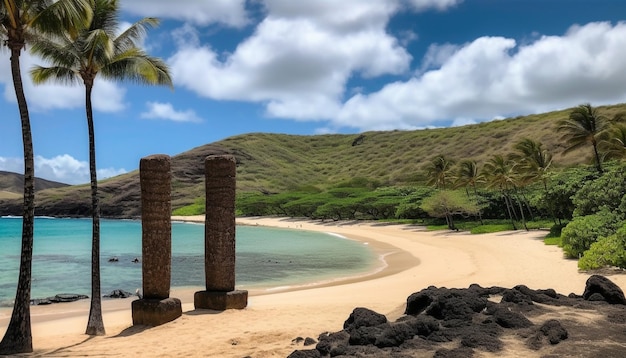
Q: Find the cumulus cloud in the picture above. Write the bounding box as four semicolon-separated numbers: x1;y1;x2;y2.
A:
141;102;203;123
0;51;126;113
0;155;126;185
405;0;464;12
169;0;412;120
121;0;249;27
336;21;626;130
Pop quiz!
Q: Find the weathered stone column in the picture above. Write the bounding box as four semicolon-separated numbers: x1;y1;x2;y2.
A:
132;154;182;326
194;155;248;310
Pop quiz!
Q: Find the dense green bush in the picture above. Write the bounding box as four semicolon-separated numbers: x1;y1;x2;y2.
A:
530;167;597;223
578;224;626;270
572;163;626;216
561;209;623;258
421;190;480;230
395;187;435;219
172;197;205;216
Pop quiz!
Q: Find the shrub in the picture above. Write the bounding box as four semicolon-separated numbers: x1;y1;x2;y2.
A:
560;209;623;258
578;224;626;270
172;197;205;216
572;163;626;216
546;223;566;238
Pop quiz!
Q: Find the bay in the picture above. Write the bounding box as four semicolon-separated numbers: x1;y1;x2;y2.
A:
0;217;376;306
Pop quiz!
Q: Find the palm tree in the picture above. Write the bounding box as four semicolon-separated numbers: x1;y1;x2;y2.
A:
425;155;455;190
0;1;91;354
600;124;626;161
454;159;483;224
483;155;522;230
558;103;611;172
510;138;556;223
30;0;172;336
509;138;553;189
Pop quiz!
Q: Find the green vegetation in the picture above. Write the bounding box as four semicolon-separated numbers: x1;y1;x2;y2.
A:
172;198;205;216
421;190;479;230
579;224;626;270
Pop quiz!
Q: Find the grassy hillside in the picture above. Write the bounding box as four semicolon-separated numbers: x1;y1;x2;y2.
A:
0;171;68;196
0;103;624;218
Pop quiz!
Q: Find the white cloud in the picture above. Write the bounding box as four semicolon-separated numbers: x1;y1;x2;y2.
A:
121;0;249;27
405;0;464;12
169;0;412;120
0;51;126;113
0;154;126;185
335;21;626;131
141;102;203;123
0;157;22;174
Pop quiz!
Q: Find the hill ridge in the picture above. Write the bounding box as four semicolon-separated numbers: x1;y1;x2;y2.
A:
0;103;624;217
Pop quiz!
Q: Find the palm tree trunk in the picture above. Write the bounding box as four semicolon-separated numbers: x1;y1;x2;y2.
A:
592;142;602;172
502;192;517;230
515;194;529;231
0;45;34;356
471;185;484;225
84;84;105;336
520;190;535;221
542;179;558;225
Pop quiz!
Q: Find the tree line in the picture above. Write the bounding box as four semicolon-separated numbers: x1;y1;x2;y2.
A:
1;0;171;353
235;103;626;270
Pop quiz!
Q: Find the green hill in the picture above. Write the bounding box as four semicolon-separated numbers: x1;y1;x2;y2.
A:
0;103;623;218
0;171;69;201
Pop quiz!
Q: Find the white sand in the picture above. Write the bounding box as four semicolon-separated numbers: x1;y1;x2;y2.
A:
1;216;624;357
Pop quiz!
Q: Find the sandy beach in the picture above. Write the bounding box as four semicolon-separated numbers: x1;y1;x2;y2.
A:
1;216;625;357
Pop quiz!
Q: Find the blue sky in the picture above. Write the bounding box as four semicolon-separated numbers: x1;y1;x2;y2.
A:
1;0;626;184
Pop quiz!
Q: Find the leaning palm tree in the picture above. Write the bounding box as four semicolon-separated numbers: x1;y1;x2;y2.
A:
31;0;172;336
600;124;626;162
510;138;552;190
454;159;484;224
509;138;554;223
483;155;522;230
0;0;91;354
425;155;455;190
558;103;612;172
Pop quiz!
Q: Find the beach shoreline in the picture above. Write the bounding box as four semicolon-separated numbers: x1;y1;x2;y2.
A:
1;216;625;357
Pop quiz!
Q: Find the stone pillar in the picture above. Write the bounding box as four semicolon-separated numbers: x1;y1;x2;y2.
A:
132;154;182;326
194;155;248;310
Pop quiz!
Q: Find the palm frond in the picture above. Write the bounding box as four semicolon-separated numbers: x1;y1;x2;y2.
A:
114;17;159;53
90;0;118;35
30;36;79;68
29;0;92;38
102;50;172;88
31;65;79;85
84;28;113;64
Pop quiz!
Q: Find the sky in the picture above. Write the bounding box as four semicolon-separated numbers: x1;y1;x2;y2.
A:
1;0;626;184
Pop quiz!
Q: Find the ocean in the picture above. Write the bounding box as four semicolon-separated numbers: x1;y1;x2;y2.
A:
0;217;376;306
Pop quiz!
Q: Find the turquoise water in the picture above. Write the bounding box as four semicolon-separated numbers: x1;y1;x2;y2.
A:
0;217;376;306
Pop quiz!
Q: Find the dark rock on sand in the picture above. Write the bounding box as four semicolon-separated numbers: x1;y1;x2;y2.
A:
104;289;134;298
287;349;321;358
527;319;568;349
289;275;626;357
343;307;387;329
583;275;626;304
491;307;534;328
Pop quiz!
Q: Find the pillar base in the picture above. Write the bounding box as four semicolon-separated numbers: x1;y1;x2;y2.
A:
132;297;182;326
194;290;248;310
